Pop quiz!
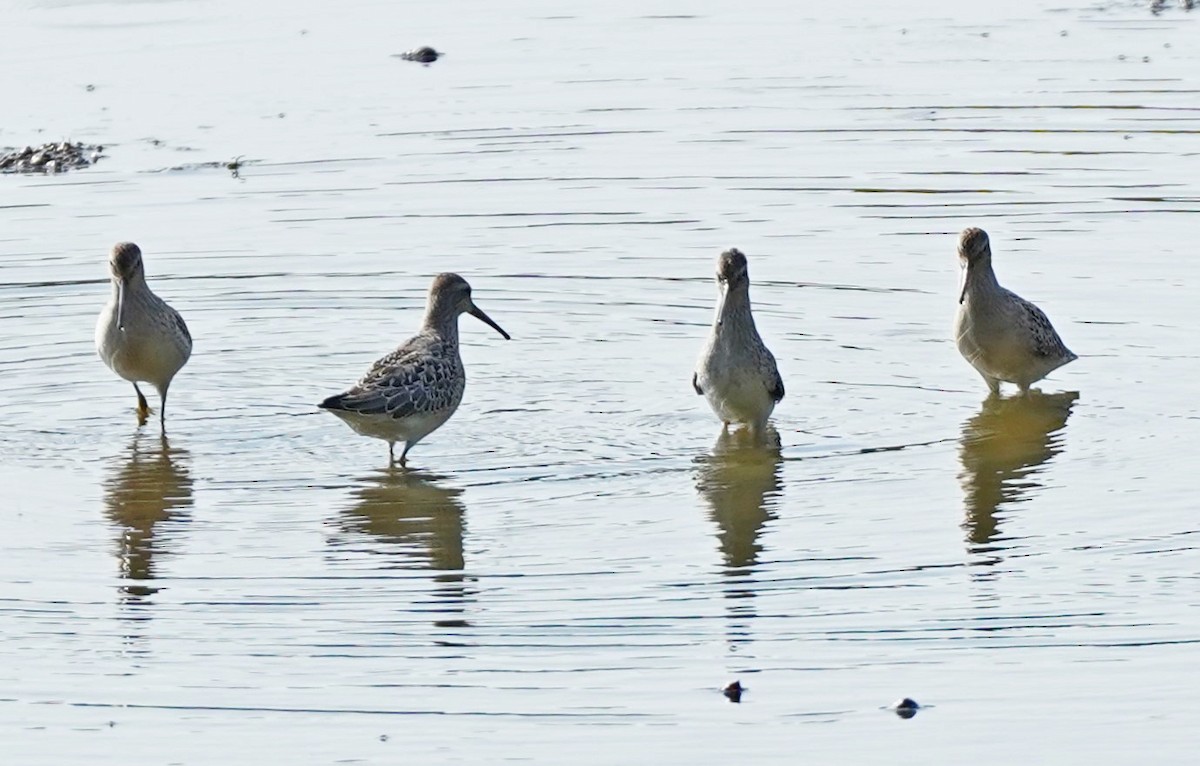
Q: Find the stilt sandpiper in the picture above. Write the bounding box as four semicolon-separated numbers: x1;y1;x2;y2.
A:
320;273;510;468
954;227;1077;395
95;242;192;428
693;248;784;436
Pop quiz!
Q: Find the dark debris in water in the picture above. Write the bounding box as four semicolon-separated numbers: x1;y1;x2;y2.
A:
1151;0;1195;14
0;141;104;175
723;681;744;703
148;156;255;179
395;46;442;64
226;155;245;179
891;697;920;719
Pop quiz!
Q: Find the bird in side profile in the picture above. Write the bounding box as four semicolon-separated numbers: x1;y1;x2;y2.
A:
319;273;510;468
95;242;192;428
693;248;784;436
954;227;1077;396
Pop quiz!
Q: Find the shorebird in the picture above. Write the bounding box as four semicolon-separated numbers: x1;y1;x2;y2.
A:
320;273;510;468
693;248;784;435
95;242;192;428
954;227;1077;395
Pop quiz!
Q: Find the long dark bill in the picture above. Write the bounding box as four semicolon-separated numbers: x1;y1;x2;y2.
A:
116;279;127;330
469;304;511;340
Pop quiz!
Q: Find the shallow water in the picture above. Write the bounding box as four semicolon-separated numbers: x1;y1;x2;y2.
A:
2;0;1199;761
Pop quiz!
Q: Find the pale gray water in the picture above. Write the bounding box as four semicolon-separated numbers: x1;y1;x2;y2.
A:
2;0;1199;762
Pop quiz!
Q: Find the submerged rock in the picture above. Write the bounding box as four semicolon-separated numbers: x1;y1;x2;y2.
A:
0;141;104;174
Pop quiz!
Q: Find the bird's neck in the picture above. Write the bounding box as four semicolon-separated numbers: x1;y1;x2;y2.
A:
963;259;1000;298
422;308;460;343
715;285;757;333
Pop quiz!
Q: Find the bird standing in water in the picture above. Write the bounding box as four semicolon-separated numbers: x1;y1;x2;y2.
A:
320;273;510;468
693;248;784;437
95;242;192;428
954;227;1077;396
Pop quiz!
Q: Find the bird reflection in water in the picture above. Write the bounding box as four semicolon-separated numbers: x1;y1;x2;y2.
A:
958;391;1078;573
695;426;783;647
338;469;469;633
103;432;193;602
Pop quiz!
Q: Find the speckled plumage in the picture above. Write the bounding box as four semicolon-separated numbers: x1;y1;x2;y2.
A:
320;273;509;467
954;227;1077;395
693;248;784;434
95;242;192;428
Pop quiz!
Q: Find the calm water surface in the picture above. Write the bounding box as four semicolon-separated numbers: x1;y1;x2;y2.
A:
2;0;1198;762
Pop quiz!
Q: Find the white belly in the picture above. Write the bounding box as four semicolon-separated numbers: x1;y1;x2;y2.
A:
329;407;457;448
95;303;190;389
699;366;775;426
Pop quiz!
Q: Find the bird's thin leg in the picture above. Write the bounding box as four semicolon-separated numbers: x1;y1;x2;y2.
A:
388;442;396;466
134;383;150;425
159;385;170;430
398;442;412;469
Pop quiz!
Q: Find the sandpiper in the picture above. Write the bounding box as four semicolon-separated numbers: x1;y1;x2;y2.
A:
693;248;784;435
95;242;192;428
320;273;510;467
954;227;1077;395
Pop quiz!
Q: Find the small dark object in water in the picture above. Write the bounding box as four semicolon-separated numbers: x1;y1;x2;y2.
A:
0;141;104;175
226;155;245;179
723;681;744;703
892;697;920;719
398;46;442;63
1152;0;1194;14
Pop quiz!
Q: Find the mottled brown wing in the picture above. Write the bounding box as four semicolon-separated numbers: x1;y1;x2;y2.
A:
321;337;458;419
